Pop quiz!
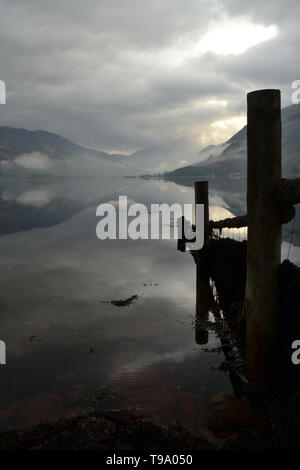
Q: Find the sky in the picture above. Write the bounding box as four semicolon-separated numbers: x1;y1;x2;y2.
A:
0;0;299;154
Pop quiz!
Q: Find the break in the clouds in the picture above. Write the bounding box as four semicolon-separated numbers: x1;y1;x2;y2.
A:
0;0;298;153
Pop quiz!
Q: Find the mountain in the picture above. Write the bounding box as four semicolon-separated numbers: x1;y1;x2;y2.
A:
0;127;205;177
0;127;133;177
166;103;300;178
107;140;203;174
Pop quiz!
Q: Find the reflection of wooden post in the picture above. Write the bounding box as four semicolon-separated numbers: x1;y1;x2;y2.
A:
195;181;211;345
195;264;210;345
246;90;282;381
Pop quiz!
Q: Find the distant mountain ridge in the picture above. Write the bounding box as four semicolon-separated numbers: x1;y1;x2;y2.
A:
166;103;300;178
0;127;132;177
3;102;299;179
0;127;204;177
103;140;203;173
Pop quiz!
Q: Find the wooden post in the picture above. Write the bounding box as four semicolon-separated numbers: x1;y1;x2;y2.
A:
195;180;210;309
195;181;209;242
194;181;212;344
177;216;186;252
246;89;282;381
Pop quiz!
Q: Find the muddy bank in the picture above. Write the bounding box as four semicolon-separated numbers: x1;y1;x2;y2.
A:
1;391;299;450
0;409;212;451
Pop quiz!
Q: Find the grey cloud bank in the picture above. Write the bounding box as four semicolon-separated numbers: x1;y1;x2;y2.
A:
0;0;298;154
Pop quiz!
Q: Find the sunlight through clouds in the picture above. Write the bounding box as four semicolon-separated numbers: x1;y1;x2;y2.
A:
195;19;278;56
0;0;293;153
211;115;247;131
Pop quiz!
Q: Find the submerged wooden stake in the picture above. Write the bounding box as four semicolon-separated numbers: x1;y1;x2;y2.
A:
246;89;282;381
194;181;213;345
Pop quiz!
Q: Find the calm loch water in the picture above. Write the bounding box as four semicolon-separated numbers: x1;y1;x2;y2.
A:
0;177;298;436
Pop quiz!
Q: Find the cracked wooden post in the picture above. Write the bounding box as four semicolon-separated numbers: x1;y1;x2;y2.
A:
246;89;282;381
195;181;211;345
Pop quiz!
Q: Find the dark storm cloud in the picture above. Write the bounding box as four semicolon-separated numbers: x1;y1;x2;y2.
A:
0;0;298;151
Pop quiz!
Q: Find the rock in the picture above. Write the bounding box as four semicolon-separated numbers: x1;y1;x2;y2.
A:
203;393;253;431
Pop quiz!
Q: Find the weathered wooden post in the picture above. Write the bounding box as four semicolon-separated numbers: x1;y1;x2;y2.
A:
195;181;209;242
195;181;212;344
246;89;282;381
195;181;209;302
177;216;186;252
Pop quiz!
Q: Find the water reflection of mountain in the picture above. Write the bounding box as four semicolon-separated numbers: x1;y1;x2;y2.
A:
0;176;298;433
0;177;299;248
0;179;123;235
